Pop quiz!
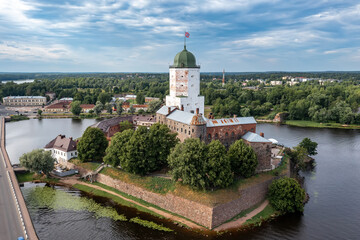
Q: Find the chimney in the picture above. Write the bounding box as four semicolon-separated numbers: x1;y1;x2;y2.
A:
168;107;171;114
260;132;264;137
233;114;237;118
181;105;184;111
196;108;199;114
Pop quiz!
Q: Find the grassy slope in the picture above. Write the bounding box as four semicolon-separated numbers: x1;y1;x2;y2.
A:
99;158;288;207
16;172;59;184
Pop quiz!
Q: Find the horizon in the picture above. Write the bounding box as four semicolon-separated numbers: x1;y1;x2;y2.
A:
1;1;360;72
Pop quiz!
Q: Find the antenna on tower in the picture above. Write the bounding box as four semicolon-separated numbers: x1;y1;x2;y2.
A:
222;69;225;87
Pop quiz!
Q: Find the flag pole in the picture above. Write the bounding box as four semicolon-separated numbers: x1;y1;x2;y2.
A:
184;31;186;49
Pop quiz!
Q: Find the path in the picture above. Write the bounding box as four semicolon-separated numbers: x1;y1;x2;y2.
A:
214;200;269;231
61;178;205;230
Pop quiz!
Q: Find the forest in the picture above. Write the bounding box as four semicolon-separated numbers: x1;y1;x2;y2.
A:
1;72;360;124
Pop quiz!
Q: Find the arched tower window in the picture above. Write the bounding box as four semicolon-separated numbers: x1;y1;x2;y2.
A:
215;133;219;140
208;134;212;140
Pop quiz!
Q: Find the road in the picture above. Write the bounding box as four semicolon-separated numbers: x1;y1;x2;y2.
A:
0;125;24;239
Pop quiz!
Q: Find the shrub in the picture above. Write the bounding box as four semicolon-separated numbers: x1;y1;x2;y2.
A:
268;177;306;213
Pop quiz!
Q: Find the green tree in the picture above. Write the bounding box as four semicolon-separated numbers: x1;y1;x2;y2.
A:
70;100;82;116
228;140;258;178
119;120;133;131
122;126;154;175
206;140;233;189
298;138;318;156
77;127;108;162
116;101;123;115
148;123;178;166
94;101;103;115
20;149;55;175
98;92;112;104
136;92;145;104
104;129;134;167
168;138;207;190
268;177;306;213
105;103;113;114
129;105;135;114
37;109;42;116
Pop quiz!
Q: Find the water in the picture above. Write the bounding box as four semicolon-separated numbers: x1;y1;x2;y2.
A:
5;118;99;164
2;79;35;84
6;120;360;239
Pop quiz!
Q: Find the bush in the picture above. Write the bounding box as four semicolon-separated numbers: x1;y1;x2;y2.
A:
268;177;306;213
20;149;55;175
228;140;258;178
77;127;108;162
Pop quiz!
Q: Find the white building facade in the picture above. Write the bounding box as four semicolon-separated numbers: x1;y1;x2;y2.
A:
165;46;204;115
44;135;78;164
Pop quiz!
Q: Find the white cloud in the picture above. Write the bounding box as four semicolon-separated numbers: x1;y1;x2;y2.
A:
0;41;71;61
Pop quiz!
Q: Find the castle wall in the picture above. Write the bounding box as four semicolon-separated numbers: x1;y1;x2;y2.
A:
96;173;214;228
206;123;256;147
244;141;272;172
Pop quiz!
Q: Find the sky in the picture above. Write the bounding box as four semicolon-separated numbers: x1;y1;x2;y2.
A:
1;0;360;72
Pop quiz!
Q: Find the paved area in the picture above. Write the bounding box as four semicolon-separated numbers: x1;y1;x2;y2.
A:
214;200;269;231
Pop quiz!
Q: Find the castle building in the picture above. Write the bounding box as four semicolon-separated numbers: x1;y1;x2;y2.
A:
165;46;205;115
157;45;272;172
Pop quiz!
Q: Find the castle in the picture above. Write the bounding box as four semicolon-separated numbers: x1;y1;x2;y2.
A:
156;45;272;172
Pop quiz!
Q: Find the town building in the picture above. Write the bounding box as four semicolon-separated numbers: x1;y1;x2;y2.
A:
80;104;95;113
91;115;156;140
44;101;71;112
156;45;272;172
3;96;46;106
44;135;78;164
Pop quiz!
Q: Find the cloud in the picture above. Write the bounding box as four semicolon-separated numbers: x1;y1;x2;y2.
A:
0;41;71;61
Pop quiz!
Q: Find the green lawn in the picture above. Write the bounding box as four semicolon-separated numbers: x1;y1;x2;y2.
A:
285;120;360;129
15;172;59;184
69;159;101;171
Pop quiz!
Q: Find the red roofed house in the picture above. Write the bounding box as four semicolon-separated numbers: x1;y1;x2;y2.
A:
44;135;78;164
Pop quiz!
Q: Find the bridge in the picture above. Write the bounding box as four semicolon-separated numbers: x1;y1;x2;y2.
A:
0;117;38;240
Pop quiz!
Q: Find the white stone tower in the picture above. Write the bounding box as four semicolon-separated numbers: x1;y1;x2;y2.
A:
165;46;204;114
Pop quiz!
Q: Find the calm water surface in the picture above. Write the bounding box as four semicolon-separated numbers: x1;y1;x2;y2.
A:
6;118;98;164
2;79;35;84
6;120;360;239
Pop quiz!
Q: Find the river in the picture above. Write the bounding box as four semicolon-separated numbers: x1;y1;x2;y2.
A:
5;120;360;239
2;79;35;84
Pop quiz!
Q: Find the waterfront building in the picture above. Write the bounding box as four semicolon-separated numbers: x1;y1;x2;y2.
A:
3;96;46;106
44;135;78;164
156;45;272;172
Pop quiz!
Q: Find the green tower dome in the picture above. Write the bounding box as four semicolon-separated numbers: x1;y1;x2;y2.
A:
171;46;198;68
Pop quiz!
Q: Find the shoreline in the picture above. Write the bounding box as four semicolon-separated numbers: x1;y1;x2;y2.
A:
17;172;278;232
256;119;360;130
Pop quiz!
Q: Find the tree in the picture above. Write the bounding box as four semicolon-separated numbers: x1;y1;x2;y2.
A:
70;100;82;116
228;140;258;178
104;129;134;167
136;92;145;104
119;120;133;131
37;109;42;116
77;127;108;162
98;92;112;104
122;126;154;175
129;105;135;114
299;138;318;156
148;123;178;166
105;103;113;114
148;100;162;113
94;101;104;115
268;177;306;213
168;138;208;190
20;149;55;175
116;101;123;115
206;140;233;189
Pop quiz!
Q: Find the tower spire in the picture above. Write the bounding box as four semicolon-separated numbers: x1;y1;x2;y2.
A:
222;69;225;87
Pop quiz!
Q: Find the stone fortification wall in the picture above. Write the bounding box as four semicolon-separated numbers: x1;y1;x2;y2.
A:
96;173;214;228
212;177;273;228
247;141;272;172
